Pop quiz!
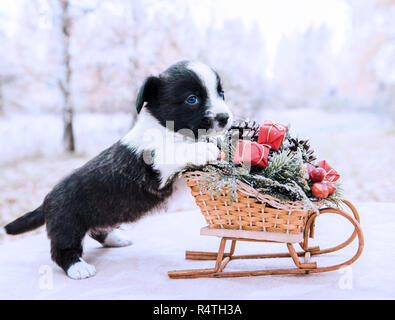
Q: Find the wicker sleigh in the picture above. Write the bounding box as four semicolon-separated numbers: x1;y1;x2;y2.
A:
168;171;364;279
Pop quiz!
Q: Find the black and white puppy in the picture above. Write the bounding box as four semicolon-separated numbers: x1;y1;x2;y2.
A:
3;60;233;279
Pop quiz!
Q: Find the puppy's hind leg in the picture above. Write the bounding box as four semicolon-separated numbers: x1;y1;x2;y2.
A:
90;227;133;248
49;227;96;280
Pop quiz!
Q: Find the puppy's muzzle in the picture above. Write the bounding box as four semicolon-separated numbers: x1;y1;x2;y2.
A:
215;113;230;127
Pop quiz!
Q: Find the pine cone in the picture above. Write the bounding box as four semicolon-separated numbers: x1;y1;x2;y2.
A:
229;119;261;141
287;137;316;163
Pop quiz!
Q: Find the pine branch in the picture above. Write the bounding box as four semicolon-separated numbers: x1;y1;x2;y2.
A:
198;171;239;204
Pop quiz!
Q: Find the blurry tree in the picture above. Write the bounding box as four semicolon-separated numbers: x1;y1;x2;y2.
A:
0;74;15;115
0;1;51;113
0;31;4;114
339;0;395;117
0;81;2;113
59;0;75;153
3;0;393;126
0;29;3;114
200;18;268;118
273;25;333;109
371;0;395;120
1;0;269;119
58;0;104;151
128;0;152;121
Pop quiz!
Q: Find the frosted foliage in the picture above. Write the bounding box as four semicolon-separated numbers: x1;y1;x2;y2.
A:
0;0;394;117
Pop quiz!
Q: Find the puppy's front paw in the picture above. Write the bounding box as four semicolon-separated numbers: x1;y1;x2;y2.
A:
67;259;96;280
194;142;220;166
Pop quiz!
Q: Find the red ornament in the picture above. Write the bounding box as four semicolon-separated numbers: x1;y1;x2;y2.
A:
318;160;340;182
257;121;288;150
306;163;316;176
310;167;326;183
323;181;336;195
233;140;270;167
312;182;329;199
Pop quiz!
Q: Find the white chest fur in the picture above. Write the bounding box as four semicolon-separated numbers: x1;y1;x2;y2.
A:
121;109;220;188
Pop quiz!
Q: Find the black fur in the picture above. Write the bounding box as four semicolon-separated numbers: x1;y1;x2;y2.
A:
5;206;44;235
45;142;173;271
89;229;109;244
7;141;172;272
139;61;225;138
136;76;161;114
4;60;229;276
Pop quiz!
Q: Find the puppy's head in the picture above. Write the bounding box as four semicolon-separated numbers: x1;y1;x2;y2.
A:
136;61;233;138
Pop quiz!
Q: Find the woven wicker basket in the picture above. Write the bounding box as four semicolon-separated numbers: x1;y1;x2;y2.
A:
184;171;319;235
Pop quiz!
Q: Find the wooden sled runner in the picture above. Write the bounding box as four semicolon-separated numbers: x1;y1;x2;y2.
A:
168;172;364;279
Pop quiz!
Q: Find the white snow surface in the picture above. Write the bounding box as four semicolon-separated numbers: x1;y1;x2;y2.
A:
0;201;394;300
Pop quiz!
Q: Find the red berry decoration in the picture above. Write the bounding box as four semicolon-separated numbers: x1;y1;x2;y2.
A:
312;182;329;199
323;181;336;195
306;163;316;176
310;167;326;183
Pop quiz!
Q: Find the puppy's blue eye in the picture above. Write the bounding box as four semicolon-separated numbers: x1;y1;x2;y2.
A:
186;95;198;105
219;91;225;100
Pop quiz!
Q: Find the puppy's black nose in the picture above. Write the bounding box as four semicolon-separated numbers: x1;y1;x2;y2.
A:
215;113;229;127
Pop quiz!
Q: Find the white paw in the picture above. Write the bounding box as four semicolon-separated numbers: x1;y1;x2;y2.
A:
194;142;220;166
103;229;133;248
67;259;96;280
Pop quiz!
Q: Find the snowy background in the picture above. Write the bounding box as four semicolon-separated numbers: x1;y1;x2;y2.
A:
0;0;395;299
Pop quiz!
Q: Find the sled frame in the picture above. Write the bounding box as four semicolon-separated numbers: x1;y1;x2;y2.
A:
168;200;364;279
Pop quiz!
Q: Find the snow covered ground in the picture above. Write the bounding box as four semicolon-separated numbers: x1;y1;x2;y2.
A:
0;201;394;299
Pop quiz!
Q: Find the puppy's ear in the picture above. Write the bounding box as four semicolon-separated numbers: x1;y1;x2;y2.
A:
136;76;161;114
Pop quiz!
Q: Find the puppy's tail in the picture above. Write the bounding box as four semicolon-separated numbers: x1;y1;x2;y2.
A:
4;206;44;235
